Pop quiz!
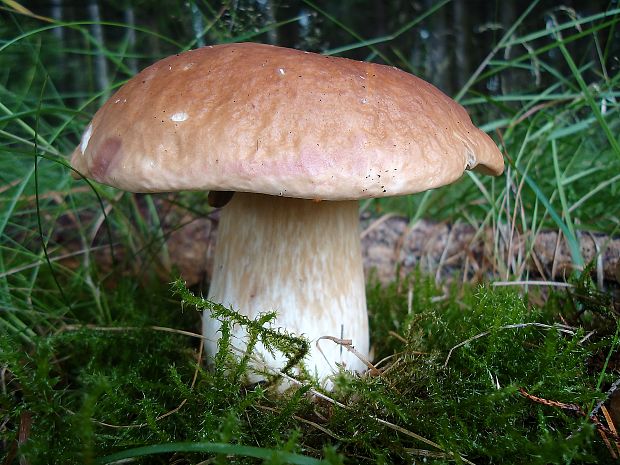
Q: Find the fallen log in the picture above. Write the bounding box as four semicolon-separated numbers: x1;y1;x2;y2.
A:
158;210;620;287
359;215;620;286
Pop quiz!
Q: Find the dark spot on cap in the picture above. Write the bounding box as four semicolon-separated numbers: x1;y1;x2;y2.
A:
91;137;122;182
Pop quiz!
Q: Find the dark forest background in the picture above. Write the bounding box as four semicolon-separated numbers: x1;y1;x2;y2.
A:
3;1;618;99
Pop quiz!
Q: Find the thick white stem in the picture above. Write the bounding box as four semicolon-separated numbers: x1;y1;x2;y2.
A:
205;193;369;382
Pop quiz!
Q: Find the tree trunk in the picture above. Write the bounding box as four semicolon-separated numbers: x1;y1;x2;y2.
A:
256;0;278;45
88;0;109;101
190;2;206;47
124;6;138;74
50;0;64;41
453;0;470;92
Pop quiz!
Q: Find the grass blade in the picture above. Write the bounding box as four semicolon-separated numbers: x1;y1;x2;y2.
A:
517;167;583;268
33;77;70;308
97;442;325;465
550;14;620;159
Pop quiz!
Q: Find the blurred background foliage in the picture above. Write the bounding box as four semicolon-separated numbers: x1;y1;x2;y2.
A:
1;1;618;115
2;0;618;96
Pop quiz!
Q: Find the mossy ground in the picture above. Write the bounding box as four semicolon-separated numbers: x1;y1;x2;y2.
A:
1;2;619;464
2;270;617;464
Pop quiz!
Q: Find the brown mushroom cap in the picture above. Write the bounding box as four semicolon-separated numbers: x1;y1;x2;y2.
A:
70;42;504;200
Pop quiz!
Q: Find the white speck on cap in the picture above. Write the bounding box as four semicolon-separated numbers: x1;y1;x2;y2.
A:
465;150;476;170
278;68;285;75
170;112;189;122
80;123;93;155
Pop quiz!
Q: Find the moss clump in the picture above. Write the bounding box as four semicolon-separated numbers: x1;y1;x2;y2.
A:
1;274;617;464
359;276;610;464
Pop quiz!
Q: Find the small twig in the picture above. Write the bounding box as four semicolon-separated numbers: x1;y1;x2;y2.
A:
0;245;113;279
404;448;456;460
510;99;567;127
372;352;401;371
388;331;407;344
443;323;576;368
519;388;583;413
267;370;476;464
375;417;477;465
528;243;549;282
0;177;23;194
94;338;204;429
21;186;92;202
255;405;344;441
579;330;596;344
360;213;398;239
435;222;457;285
520;387;620;459
601;405;620;458
315;336;380;376
60;324;206;429
58;323;207;342
599;427;618;460
18;411;32;465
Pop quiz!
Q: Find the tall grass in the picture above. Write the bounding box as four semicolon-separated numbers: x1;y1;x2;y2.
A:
1;1;619;464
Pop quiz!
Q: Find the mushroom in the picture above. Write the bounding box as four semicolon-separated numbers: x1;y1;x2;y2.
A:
70;43;504;382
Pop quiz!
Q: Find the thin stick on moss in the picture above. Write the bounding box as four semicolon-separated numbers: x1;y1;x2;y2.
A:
61;332;205;430
268;365;477;465
443;322;577;368
599;405;620;459
315;335;379;375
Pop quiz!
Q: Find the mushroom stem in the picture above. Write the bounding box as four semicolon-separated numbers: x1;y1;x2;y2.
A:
205;192;369;382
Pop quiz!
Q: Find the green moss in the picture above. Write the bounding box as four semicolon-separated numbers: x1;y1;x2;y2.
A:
2;273;616;464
